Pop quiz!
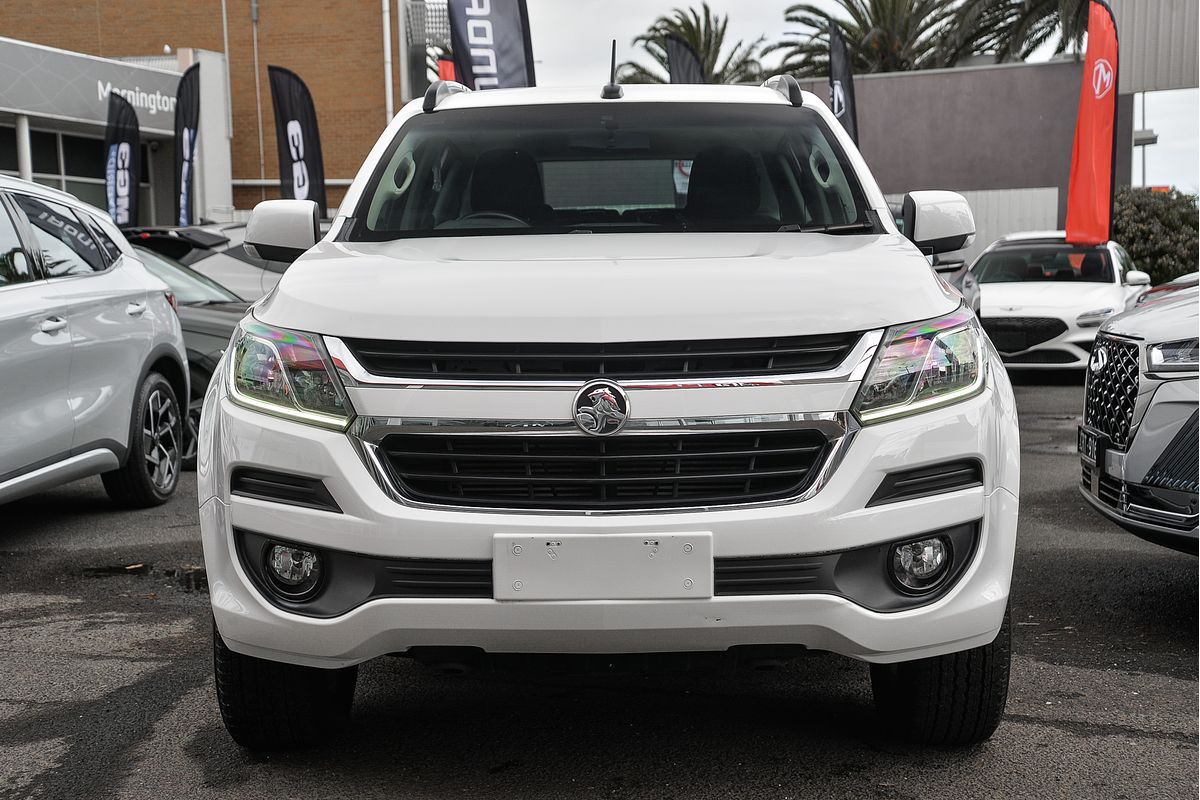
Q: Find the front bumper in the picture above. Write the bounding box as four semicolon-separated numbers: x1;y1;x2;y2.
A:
1080;378;1199;553
198;365;1020;668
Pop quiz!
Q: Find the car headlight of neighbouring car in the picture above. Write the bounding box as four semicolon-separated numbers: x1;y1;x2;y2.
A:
227;318;353;429
1076;307;1117;328
853;306;987;424
1148;338;1199;373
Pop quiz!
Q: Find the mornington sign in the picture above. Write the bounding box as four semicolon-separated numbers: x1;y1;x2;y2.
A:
0;37;180;133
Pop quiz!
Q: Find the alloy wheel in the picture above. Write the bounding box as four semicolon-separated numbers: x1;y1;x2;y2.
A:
144;389;180;492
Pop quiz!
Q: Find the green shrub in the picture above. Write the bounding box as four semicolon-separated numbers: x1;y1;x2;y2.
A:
1112;187;1200;285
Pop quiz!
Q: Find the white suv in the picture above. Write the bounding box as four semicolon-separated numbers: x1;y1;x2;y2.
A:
0;177;187;507
199;79;1020;749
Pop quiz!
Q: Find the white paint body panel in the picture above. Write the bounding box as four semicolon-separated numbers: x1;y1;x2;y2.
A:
258;233;956;342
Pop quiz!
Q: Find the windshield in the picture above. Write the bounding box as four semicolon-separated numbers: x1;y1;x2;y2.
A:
135;246;243;303
346;103;872;240
973;245;1115;284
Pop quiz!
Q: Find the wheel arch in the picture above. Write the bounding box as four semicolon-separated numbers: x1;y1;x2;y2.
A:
121;344;189;465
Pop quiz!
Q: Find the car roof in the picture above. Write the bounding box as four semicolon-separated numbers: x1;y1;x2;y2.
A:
427;83;816;112
987;231;1115;250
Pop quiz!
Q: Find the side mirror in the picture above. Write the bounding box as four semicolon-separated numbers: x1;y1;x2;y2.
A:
1125;270;1151;287
244;199;320;264
901;191;976;255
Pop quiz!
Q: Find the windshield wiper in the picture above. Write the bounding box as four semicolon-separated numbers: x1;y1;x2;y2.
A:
778;221;877;234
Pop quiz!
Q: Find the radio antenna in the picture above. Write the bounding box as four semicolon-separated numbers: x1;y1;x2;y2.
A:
601;39;623;99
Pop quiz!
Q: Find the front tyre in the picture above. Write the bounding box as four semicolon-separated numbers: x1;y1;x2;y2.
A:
870;607;1011;746
213;622;357;750
102;372;183;507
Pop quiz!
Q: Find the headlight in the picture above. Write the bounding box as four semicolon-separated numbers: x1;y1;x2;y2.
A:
853;306;986;424
1148;338;1199;372
1077;307;1117;327
227;318;353;429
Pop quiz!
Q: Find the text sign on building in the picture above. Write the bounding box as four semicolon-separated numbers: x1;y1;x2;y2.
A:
0;37;179;133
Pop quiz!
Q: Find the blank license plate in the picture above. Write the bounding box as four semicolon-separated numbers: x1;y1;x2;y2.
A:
493;533;713;600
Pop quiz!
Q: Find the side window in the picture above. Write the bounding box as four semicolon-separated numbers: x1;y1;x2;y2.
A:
84;214;123;263
0;202;34;287
11;194;107;277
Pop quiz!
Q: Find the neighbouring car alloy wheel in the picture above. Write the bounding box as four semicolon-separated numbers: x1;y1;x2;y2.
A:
102;372;184;508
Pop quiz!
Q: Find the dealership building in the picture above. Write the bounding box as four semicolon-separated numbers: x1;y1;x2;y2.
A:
0;1;1195;245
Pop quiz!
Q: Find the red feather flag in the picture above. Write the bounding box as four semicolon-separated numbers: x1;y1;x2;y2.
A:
1065;0;1120;245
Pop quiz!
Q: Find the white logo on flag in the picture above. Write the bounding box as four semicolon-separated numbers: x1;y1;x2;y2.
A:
286;119;310;200
831;80;846;118
1092;58;1114;100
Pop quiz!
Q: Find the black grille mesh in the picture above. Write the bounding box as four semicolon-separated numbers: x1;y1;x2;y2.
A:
380;431;830;510
1144;413;1199;493
1083;335;1140;448
342;334;860;381
980;317;1068;354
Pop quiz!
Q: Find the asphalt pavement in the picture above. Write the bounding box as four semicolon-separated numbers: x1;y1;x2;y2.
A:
1;377;1196;800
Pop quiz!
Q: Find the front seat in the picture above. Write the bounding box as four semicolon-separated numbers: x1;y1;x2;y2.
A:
1080;252;1108;281
469;149;547;223
686;145;771;227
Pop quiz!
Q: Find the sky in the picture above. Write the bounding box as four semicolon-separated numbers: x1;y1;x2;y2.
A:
522;0;1199;193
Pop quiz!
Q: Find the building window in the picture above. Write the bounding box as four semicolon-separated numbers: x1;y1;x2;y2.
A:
0;126;154;225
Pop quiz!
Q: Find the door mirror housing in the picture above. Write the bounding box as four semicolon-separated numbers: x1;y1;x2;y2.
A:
1124;269;1151;287
901;191;976;255
244;200;320;264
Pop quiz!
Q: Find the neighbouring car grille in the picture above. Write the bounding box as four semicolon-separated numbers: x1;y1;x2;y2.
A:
1083;334;1140;448
1144;412;1199;493
341;333;861;381
1001;349;1078;364
980;317;1068;354
378;430;831;510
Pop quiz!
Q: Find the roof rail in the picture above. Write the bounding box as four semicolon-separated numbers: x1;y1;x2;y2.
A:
423;80;470;113
761;75;804;107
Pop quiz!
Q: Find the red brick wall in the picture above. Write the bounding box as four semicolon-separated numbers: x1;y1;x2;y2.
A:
1;1;406;213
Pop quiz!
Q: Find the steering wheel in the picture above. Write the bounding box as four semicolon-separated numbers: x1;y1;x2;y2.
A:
458;211;529;225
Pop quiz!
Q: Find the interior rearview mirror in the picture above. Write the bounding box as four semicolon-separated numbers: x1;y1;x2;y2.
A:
901;191;976;255
244;199;320;264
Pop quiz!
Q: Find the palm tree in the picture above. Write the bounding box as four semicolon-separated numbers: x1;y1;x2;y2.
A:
949;0;1089;63
766;1;960;77
619;3;765;84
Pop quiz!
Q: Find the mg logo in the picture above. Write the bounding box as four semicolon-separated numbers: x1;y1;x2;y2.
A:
1092;59;1114;100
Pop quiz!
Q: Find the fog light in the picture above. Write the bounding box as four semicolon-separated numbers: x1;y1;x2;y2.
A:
265;543;321;598
890;537;951;593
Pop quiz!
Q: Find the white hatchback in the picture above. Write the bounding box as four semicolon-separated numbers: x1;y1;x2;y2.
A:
0;177;188;507
974;232;1150;369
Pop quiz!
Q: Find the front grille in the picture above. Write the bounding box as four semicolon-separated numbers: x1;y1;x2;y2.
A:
342;333;861;381
980;317;1068;354
714;554;826;595
1144;412;1199;493
1001;349;1078;364
1083;334;1140;448
383;558;492;598
379;430;830;510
